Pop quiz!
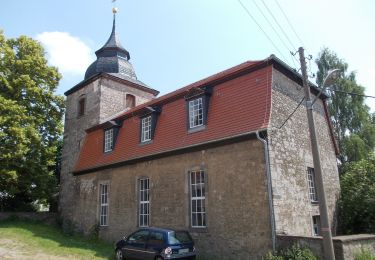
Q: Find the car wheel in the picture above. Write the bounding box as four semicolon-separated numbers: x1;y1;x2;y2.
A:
115;249;124;260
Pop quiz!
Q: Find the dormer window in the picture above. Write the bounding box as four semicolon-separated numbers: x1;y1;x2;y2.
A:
138;106;161;144
185;86;213;131
126;94;136;109
141;116;152;142
78;96;86;117
189;97;204;128
104;128;114;152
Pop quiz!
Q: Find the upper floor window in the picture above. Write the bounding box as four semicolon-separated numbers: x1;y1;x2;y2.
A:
190;170;206;228
307;167;318;203
99;183;109;226
78;96;86;117
104;128;114;152
141;116;152;143
138;106;161;144
189;98;204;128
126;94;136;109
185;86;212;131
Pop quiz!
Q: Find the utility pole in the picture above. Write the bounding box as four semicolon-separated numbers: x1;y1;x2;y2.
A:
298;47;335;260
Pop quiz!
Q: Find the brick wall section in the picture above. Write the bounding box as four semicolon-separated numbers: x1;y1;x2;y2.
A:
71;139;272;260
268;69;340;236
59;76;155;224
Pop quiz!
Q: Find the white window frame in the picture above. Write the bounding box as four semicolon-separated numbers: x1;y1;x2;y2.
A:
307;167;318;202
141;116;152;142
312;215;321;236
190;170;206;228
99;183;109;226
189;97;204;129
104;128;114;152
139;178;150;227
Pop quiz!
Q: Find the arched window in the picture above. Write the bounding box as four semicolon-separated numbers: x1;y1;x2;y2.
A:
78;95;86;117
126;94;136;108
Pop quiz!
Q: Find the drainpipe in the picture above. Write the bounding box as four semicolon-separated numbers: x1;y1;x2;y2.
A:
256;130;276;253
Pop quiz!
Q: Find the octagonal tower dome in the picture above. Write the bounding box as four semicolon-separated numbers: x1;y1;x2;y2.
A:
84;9;137;80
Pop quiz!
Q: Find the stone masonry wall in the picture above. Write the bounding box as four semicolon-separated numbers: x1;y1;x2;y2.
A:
268;70;340;236
71;139;272;260
277;234;375;260
59;77;155;225
99;78;155;122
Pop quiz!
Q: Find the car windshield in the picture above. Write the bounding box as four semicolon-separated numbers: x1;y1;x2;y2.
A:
168;231;193;245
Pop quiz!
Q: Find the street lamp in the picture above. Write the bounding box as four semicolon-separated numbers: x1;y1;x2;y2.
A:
312;69;341;105
298;47;339;260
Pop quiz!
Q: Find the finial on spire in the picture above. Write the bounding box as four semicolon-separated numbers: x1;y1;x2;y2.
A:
112;7;118;14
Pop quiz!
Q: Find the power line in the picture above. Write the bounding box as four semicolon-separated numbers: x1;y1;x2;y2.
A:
328;89;375;99
260;0;296;51
237;0;289;63
278;97;305;129
273;0;305;47
251;0;297;68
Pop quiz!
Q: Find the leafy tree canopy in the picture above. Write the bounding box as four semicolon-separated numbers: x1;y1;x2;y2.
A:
316;47;375;164
0;30;65;211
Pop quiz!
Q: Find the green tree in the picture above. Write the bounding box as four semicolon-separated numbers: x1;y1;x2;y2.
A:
339;154;375;234
0;30;65;211
315;48;375;163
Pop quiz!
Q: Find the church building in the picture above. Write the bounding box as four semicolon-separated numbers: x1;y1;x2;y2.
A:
59;9;340;259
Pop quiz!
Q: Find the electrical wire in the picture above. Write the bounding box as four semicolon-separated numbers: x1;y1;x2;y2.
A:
273;0;305;47
328;89;375;99
278;97;305;129
237;0;289;63
260;0;296;50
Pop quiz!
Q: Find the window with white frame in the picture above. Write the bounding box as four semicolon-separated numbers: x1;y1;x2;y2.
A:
139;178;150;227
99;183;109;226
307;167;318;202
312;215;321;236
141;116;152;142
189;97;204;128
104;128;114;152
190;170;206;228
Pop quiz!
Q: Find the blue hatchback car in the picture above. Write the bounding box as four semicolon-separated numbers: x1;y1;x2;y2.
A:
115;227;196;260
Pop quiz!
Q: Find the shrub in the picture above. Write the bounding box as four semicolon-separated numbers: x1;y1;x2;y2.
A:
354;247;375;260
264;244;317;260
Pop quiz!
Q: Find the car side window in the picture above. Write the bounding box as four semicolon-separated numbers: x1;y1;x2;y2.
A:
128;230;149;243
148;231;164;245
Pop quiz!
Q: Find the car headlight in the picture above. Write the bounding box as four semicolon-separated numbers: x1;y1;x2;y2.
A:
164;247;172;255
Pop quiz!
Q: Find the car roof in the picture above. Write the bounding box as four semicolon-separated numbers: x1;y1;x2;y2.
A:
138;227;188;233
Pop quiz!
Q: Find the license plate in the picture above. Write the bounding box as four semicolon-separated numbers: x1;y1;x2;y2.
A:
179;248;189;254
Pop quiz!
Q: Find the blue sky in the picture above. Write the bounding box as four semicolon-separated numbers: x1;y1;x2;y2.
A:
1;0;374;111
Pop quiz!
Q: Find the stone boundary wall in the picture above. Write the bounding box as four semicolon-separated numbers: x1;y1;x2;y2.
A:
0;212;57;225
277;234;375;259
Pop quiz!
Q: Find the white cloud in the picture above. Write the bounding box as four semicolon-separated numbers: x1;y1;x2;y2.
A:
36;32;93;76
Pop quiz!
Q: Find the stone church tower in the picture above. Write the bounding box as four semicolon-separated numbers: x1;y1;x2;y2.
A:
59;9;159;224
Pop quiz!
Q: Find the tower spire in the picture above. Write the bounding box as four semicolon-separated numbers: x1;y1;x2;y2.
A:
84;6;137;80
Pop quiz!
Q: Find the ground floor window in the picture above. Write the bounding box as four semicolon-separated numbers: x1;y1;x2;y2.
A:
99;183;109;226
139;178;150;227
312;215;321;236
190;170;206;228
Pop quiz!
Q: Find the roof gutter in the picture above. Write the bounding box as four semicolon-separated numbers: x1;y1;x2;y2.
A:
256;130;276;253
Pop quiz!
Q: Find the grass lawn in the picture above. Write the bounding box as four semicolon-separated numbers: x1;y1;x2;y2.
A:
0;218;114;259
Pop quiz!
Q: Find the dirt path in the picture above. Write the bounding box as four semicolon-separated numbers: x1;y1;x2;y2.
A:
0;238;67;260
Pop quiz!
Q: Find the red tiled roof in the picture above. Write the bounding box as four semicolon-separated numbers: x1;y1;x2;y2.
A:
74;60;273;173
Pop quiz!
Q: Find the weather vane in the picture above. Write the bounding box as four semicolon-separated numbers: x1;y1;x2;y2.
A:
112;0;118;14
